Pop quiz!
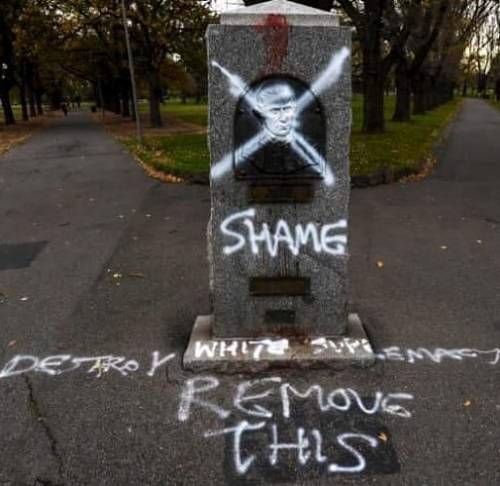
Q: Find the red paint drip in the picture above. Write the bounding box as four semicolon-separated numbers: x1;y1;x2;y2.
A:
254;14;289;73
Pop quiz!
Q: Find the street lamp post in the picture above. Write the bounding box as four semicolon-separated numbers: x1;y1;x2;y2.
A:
120;0;143;144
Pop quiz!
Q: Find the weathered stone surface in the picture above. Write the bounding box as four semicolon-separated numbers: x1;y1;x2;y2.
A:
207;23;352;338
221;0;339;27
183;314;375;373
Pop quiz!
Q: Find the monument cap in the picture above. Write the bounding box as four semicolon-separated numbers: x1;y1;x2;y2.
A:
221;0;339;27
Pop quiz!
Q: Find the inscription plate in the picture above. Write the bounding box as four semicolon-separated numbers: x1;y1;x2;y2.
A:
249;277;311;296
248;184;314;204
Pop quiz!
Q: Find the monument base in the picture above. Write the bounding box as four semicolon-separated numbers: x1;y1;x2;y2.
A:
183;313;375;373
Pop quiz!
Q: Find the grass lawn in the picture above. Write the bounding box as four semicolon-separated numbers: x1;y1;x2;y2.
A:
123;132;209;177
127;96;462;182
350;96;462;177
139;99;208;127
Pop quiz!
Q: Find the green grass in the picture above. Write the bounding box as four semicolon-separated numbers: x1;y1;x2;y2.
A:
129;96;463;181
350;96;462;177
162;100;208;127
124;132;209;177
139;99;208;127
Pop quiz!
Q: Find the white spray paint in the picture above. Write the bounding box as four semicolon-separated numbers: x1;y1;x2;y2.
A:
220;208;347;258
178;376;231;422
210;47;350;184
178;376;413;476
194;336;289;361
328;433;378;474
204;420;379;476
177;376;414;423
0;351;175;379
376;346;500;365
205;420;266;475
311;337;373;355
0;344;498;383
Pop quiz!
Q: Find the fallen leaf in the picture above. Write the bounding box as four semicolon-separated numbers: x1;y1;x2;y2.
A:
112;273;122;279
440;245;448;250
8;340;16;348
128;272;145;279
378;432;388;442
376;261;384;268
464;400;472;407
476;240;483;244
20;296;29;302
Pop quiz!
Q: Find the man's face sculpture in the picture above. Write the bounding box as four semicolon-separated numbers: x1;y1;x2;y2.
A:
256;82;297;142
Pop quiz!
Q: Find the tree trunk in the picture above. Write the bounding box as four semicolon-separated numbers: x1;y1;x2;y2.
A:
147;69;163;128
121;79;131;117
1;91;15;125
112;94;121;115
413;73;427;115
19;83;29;121
361;1;386;133
131;100;137;121
392;60;411;122
92;83;98;108
27;86;36;117
35;91;44;115
462;81;467;98
426;76;436;110
363;78;385;132
33;65;44;115
25;63;37;117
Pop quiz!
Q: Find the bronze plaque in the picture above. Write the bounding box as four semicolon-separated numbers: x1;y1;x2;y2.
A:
249;277;311;296
248;184;314;204
234;76;326;180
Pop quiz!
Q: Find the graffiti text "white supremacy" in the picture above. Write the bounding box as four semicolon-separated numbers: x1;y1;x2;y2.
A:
221;209;347;257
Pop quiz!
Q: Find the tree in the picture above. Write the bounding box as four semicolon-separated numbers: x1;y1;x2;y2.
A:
391;1;449;122
125;0;213;127
0;0;24;125
333;0;424;132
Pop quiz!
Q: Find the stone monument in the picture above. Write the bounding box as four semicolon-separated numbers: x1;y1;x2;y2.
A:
183;0;375;371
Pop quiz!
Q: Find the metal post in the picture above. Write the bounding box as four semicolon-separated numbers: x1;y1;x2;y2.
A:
121;0;143;144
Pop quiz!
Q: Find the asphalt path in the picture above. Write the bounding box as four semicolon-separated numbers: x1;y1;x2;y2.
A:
0;101;499;485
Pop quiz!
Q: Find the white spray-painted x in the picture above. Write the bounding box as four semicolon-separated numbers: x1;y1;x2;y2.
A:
210;47;350;184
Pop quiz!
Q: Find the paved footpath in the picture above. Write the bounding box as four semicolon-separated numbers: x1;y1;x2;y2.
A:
0;101;499;485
